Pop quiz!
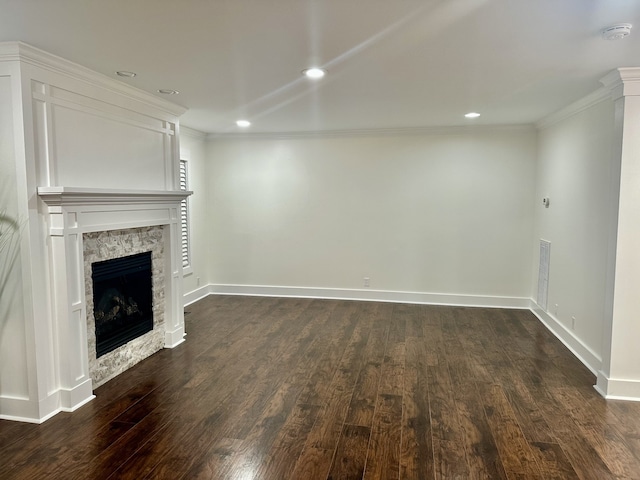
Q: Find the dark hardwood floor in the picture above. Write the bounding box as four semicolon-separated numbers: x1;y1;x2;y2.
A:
2;296;640;479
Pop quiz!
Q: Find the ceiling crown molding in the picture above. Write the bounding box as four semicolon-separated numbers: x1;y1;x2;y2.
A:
206;124;535;141
180;125;207;139
600;67;640;99
0;41;187;118
536;87;611;130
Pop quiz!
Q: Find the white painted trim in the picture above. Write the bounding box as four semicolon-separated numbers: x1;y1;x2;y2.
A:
0;41;186;117
0;398;36;423
595;372;640;401
202;284;530;309
38;186;191;206
184;284;213;307
601;68;640;99
536;87;611;130
59;394;96;413
31;89;172;136
207;124;535;141
58;378;94;411
181;125;207;139
0;409;59;424
529;300;601;375
0;391;94;423
165;329;186;348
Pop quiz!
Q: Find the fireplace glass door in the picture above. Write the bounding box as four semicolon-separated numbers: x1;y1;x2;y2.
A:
91;251;153;357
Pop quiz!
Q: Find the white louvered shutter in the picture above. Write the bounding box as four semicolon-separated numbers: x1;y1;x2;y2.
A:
179;160;190;269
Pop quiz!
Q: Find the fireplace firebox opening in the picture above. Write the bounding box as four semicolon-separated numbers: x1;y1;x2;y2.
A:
91;251;153;357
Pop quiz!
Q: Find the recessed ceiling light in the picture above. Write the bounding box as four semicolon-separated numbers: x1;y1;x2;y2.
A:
465;112;481;118
302;68;327;79
236;120;251;127
116;71;136;78
158;89;179;95
602;24;632;41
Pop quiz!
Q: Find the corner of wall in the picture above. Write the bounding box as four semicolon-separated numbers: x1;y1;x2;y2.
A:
529;299;601;375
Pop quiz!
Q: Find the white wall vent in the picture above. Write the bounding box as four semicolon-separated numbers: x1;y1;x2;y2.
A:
537;239;551;311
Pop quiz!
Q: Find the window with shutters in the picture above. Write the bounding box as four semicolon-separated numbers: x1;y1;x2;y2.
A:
179;159;192;274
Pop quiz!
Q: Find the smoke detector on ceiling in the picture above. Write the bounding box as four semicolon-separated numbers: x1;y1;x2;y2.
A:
602;24;632;41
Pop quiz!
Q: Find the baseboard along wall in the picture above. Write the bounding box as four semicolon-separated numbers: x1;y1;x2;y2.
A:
183;283;614;393
185;283;531;309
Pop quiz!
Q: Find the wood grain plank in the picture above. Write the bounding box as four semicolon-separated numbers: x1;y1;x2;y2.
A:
327;424;371;480
179;437;243;480
477;383;543;480
257;403;323;480
529;442;579;480
427;363;471;479
447;356;508;479
363;394;402;480
549;385;639;478
522;380;616;480
400;336;434;480
344;307;390;427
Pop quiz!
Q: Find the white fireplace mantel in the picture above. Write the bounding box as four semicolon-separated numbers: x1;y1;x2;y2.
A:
38;186;190;206
37;186;192;414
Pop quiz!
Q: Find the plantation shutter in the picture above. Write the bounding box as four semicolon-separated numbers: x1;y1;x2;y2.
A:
179;160;190;269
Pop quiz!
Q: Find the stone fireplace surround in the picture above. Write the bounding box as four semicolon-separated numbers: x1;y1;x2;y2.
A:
38;187;190;412
84;226;165;388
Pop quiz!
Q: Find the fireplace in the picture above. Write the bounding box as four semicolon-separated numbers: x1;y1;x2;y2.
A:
34;187;189;419
92;251;153;357
84;225;168;388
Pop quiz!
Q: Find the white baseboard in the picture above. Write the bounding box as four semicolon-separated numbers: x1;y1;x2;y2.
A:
59;394;96;413
0;396;40;423
165;327;186;348
201;283;530;309
183;284;213;307
0;410;58;424
595;372;640;401
58;378;94;411
0;388;81;424
529;300;601;375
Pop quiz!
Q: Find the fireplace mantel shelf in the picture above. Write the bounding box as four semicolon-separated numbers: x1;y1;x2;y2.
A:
38;186;192;206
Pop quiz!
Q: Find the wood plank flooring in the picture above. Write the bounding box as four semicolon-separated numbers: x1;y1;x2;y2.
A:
2;296;640;479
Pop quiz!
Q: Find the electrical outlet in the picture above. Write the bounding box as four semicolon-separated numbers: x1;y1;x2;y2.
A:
554;304;559;315
197;277;201;286
363;277;370;288
571;316;576;330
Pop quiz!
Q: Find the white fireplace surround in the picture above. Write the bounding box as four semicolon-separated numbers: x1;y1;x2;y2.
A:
37;186;191;413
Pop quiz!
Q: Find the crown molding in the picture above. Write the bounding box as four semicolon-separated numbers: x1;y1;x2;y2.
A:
180;125;207;139
600;67;640;99
206;124;535;141
0;41;187;118
535;87;611;130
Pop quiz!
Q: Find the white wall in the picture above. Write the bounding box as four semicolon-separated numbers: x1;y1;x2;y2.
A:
0;74;29;401
206;129;536;303
533;97;615;368
180;128;210;302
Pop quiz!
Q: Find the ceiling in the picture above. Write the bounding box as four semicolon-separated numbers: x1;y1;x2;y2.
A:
1;0;639;134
